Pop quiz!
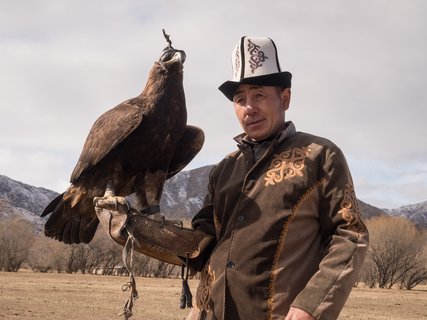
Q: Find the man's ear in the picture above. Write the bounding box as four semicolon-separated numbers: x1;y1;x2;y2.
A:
281;88;291;111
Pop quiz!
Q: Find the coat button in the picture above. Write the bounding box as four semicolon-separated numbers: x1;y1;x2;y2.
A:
226;260;236;269
237;215;245;222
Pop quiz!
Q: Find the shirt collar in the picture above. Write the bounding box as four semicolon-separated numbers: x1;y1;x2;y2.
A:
234;121;297;146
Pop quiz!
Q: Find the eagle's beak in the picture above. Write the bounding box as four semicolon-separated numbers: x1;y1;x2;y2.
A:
172;50;186;64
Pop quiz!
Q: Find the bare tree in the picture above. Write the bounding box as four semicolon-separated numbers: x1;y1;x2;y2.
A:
132;254;152;277
400;261;427;290
0;218;35;271
399;233;427;290
60;244;89;273
363;216;427;289
87;233;122;275
359;257;377;288
151;260;178;278
27;234;66;272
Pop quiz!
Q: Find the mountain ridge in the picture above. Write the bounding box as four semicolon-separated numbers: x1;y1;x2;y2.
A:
1;169;426;230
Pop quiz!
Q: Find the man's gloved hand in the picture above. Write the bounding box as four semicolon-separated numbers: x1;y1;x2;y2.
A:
94;201;214;266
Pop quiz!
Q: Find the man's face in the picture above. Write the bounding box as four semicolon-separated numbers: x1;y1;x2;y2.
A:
233;84;291;141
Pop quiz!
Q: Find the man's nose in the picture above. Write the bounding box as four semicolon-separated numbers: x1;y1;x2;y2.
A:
245;99;257;115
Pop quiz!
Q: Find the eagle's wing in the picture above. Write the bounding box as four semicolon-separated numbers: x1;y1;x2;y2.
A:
70;100;144;183
167;125;205;179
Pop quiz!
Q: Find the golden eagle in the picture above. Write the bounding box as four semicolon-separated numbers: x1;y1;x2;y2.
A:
41;33;204;244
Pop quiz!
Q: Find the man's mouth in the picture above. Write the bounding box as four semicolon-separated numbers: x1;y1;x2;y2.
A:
246;119;264;127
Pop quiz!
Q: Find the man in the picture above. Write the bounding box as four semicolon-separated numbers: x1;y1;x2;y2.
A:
186;36;369;320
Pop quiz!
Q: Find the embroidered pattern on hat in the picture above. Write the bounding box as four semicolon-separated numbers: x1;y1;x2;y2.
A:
248;39;269;73
234;49;240;79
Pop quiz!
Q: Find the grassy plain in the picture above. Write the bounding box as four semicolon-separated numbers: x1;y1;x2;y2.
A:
0;271;426;320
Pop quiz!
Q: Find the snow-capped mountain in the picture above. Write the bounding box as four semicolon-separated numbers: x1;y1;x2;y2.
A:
0;174;58;230
1;168;426;229
384;202;427;228
0;166;213;229
159;165;211;220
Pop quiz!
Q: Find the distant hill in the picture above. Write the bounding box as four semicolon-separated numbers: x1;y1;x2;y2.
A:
1;168;426;230
0;174;58;230
384;202;427;228
358;200;388;219
159;165;212;220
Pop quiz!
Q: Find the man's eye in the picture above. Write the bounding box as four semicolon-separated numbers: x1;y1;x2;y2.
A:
234;98;244;105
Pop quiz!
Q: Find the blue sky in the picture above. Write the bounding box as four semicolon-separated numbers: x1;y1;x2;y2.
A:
1;0;426;209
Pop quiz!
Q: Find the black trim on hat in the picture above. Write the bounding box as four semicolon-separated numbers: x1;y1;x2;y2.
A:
239;36;246;80
218;71;292;101
269;38;281;72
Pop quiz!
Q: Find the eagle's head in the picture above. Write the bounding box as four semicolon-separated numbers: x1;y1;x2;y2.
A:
158;47;186;72
142;33;186;98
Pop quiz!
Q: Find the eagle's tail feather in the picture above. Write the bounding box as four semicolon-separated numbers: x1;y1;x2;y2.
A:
41;193;64;217
42;191;99;244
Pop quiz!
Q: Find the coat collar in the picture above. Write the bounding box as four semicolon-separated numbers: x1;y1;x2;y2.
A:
234;121;297;161
234;121;297;146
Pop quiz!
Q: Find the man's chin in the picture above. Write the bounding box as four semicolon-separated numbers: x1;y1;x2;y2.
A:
246;126;267;140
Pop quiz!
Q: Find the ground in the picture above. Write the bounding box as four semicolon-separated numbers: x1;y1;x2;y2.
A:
0;271;426;319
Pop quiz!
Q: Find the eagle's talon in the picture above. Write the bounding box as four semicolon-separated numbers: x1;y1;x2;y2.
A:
93;195;130;213
93;196;101;207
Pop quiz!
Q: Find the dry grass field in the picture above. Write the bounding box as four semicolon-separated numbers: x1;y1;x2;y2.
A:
0;271;426;320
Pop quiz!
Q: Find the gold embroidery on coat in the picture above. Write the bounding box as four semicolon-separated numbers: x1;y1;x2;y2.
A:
213;210;221;235
264;147;311;186
338;183;367;233
196;264;215;312
267;179;326;319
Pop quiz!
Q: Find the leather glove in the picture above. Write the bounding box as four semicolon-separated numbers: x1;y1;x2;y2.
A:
95;201;214;266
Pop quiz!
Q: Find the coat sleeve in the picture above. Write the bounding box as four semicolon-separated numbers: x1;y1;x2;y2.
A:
189;166;219;271
192;165;218;236
291;146;369;320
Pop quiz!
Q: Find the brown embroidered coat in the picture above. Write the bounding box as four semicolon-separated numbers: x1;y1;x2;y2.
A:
187;122;368;320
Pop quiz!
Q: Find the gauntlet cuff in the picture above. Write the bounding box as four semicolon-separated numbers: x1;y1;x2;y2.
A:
95;205;213;266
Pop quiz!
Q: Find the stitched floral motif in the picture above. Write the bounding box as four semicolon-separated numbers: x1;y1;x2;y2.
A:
264;147;311;186
234;48;240;79
338;183;367;233
196;264;215;312
247;39;268;73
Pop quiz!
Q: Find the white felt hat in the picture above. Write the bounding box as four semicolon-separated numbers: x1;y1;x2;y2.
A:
219;36;292;101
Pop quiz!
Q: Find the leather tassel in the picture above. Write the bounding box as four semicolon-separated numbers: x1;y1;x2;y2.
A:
180;278;193;309
180;254;193;309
